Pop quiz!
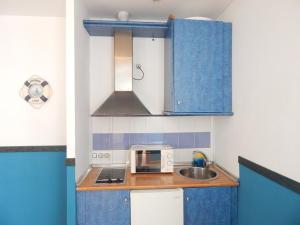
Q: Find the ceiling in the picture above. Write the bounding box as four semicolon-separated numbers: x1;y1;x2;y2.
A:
0;0;232;20
86;0;233;20
0;0;65;17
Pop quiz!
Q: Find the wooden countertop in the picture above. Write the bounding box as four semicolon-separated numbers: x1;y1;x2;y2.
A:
77;164;238;191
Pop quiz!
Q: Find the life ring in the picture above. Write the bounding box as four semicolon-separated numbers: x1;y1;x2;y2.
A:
20;75;52;108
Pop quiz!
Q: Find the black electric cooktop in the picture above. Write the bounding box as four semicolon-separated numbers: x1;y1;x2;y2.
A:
95;168;126;184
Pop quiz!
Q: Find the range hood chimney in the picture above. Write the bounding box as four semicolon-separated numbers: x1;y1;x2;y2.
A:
92;30;151;116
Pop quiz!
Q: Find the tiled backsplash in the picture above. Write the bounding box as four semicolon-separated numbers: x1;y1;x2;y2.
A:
91;117;213;164
93;132;210;150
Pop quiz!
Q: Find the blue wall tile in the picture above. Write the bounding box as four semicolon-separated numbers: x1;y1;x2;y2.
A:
93;132;210;150
162;133;179;148
129;133;148;145
146;133;164;145
93;133;111;150
178;132;195;148
111;133;130;150
195;132;210;148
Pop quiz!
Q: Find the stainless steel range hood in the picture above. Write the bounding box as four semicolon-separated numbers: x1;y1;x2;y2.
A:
92;30;151;116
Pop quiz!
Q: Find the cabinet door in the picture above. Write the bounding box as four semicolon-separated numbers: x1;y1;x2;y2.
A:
172;19;230;113
77;190;130;225
184;187;232;225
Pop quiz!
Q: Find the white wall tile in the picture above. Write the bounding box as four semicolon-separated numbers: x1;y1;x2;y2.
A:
91;150;113;165
129;117;148;133
92;116;212;134
91;117;112;133
176;117;212;132
145;117;177;132
112;150;130;164
112;117;132;133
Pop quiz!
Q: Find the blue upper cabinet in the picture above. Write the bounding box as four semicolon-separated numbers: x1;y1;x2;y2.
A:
164;19;232;115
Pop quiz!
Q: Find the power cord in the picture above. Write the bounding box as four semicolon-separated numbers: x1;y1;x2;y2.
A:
133;64;145;80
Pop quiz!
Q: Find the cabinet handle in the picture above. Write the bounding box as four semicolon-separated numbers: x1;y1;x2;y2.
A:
177;100;182;105
124;197;128;203
186;197;190;201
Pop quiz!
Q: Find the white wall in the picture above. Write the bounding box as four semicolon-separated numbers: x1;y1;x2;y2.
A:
66;0;76;158
215;0;300;182
74;0;90;180
0;15;65;146
0;0;65;17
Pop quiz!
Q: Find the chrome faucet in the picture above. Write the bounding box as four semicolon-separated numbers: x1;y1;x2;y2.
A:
192;151;212;168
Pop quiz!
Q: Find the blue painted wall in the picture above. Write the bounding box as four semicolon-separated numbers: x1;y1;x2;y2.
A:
0;151;67;225
238;165;300;225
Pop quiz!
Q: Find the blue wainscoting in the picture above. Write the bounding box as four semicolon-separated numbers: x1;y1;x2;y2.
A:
238;163;300;225
93;132;211;150
0;151;67;225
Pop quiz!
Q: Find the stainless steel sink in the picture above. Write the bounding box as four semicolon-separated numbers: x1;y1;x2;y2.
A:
178;167;218;180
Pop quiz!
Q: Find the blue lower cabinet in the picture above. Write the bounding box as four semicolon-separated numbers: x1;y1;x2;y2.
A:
67;165;76;225
77;190;130;225
77;187;237;225
184;187;237;225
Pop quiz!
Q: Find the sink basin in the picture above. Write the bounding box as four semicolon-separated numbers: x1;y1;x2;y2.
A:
178;167;218;180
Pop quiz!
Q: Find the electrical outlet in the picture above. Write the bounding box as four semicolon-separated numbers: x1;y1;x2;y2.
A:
91;151;112;165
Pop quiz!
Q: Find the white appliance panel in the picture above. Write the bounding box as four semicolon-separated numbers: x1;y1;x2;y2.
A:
130;188;183;225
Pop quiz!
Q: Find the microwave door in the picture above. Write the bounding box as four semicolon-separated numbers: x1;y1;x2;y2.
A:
136;150;161;173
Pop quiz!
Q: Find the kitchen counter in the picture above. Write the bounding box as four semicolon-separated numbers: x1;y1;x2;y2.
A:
77;164;238;191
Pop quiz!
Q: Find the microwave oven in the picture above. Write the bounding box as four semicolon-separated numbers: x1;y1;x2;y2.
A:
130;145;174;173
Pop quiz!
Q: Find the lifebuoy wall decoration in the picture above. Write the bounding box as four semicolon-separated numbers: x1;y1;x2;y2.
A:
20;75;52;108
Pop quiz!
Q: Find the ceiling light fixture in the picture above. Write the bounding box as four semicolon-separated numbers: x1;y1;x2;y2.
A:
117;11;129;21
